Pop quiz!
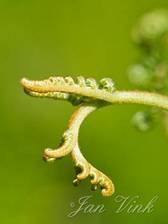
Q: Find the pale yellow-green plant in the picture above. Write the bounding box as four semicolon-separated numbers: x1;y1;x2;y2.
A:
21;75;168;196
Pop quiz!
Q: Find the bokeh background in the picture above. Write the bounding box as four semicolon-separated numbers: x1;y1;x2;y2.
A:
1;0;168;223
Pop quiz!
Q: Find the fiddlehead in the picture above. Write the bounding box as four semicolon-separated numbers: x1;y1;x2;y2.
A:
21;74;168;197
21;76;168;110
72;141;114;196
21;76;115;106
20;10;168;197
44;101;114;196
43;103;98;161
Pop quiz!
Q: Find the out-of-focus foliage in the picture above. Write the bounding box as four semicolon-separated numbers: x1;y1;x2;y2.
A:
133;10;168;46
128;9;168;132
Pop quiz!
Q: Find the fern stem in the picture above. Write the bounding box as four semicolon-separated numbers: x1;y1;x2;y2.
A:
21;78;168;110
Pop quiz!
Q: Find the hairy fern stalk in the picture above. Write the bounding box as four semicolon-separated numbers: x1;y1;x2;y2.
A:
21;75;168;196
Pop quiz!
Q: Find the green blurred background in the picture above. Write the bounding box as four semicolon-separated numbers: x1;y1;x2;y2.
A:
1;0;168;223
